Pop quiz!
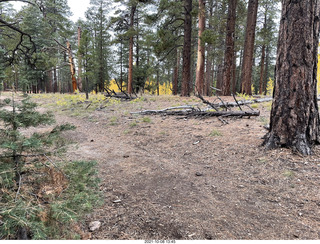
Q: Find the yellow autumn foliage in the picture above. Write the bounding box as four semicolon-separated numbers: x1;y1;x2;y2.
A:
107;79;172;95
266;78;274;96
108;79;123;93
144;80;172;95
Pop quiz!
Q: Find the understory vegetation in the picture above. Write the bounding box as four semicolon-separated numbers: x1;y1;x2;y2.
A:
0;94;102;240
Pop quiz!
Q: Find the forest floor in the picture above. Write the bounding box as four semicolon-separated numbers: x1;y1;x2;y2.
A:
22;93;320;239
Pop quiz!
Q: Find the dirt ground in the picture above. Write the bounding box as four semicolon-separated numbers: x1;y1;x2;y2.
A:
33;94;320;240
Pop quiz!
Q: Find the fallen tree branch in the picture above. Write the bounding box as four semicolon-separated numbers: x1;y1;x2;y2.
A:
232;94;242;111
104;85;136;100
211;97;273;109
105;93;136;100
131;105;195;115
132;108;259;117
196;93;218;111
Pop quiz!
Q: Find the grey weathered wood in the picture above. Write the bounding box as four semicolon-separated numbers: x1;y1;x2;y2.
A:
132;109;259;117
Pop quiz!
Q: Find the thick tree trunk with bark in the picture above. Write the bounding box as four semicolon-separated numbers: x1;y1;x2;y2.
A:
128;4;136;94
263;1;320;155
204;1;214;96
181;0;192;97
195;0;205;95
221;0;237;96
240;0;258;95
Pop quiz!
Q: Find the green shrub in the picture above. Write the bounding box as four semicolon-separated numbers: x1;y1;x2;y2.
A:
209;129;222;137
142;117;151;123
0;95;101;240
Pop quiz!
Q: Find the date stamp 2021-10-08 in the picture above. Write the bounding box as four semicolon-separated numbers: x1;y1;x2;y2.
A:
144;240;176;244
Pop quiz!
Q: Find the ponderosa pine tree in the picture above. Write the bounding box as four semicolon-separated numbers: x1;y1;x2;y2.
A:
240;0;258;95
128;2;136;94
221;0;237;96
263;0;320;155
204;0;215;96
86;0;111;93
78;27;94;99
256;0;279;95
153;0;184;95
111;15;129;91
181;0;192;96
195;0;205;96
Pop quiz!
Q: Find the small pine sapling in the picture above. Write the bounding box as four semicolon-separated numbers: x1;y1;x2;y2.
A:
0;94;75;239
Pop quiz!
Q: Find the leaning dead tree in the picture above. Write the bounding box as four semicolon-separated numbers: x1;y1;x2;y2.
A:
54;39;78;92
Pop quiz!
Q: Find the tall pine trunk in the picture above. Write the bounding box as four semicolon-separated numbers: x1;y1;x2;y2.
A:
205;46;213;96
221;0;237;96
128;4;136;94
173;48;180;95
77;27;83;92
195;0;205;95
240;0;258;95
232;50;237;94
263;45;270;95
53;68;57;93
120;39;123;90
181;0;192;97
205;0;215;96
263;0;320;155
258;44;265;95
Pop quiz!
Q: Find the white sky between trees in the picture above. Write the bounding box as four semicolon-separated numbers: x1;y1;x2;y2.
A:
12;0;90;22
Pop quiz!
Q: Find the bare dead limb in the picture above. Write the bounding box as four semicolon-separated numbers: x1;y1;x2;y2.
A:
15;173;22;202
216;96;229;111
104;85;137;100
211;86;221;92
218;117;229;124
114;78;132;99
244;103;254;111
211;97;273;109
196;93;218;111
232;94;242;111
0;18;37;65
43;154;69;180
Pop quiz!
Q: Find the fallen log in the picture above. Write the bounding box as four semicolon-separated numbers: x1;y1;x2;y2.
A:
132;109;260;117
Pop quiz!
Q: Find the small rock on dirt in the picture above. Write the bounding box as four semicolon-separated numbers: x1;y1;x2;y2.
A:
195;172;203;176
89;221;101;232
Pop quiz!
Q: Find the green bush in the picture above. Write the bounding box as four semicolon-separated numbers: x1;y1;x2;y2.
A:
0;95;102;240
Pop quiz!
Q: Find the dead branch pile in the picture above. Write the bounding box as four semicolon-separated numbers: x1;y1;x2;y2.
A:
105;79;137;100
131;95;264;119
131;108;260;117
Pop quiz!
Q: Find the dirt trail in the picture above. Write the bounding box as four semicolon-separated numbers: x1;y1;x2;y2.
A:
52;97;320;240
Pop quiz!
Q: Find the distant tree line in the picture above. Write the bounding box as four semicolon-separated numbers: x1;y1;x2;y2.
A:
0;0;280;96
